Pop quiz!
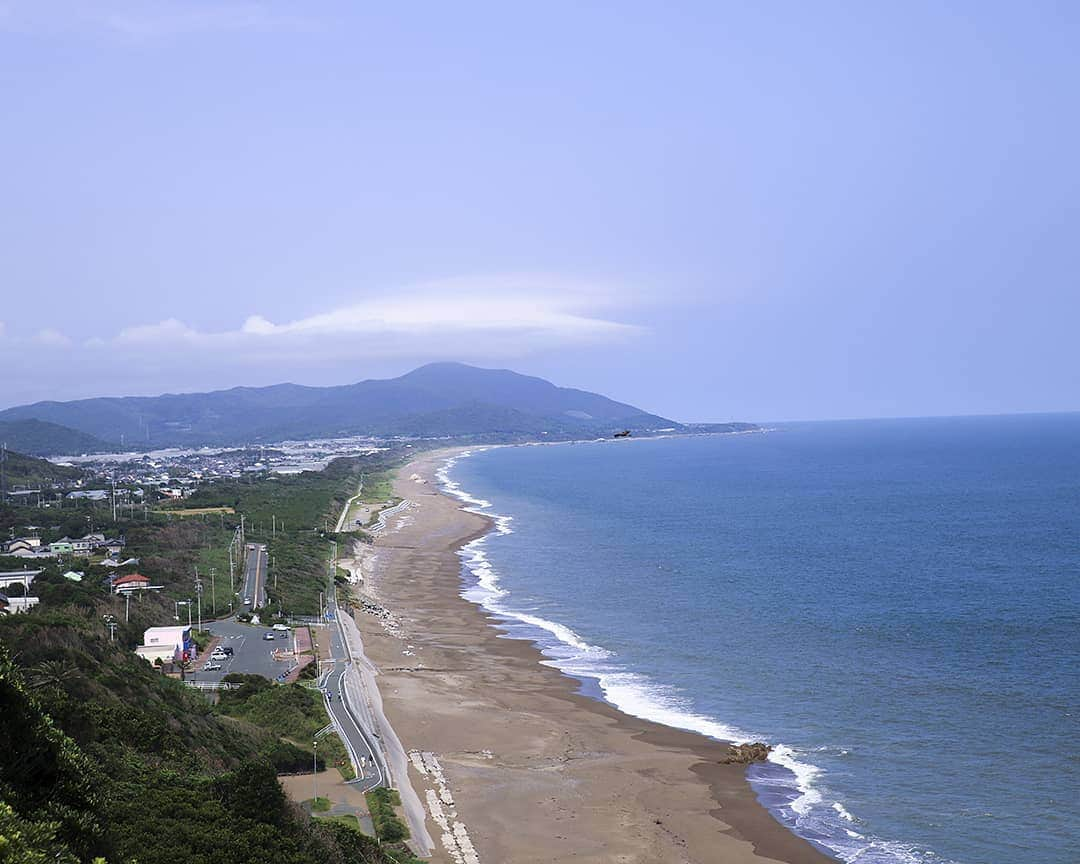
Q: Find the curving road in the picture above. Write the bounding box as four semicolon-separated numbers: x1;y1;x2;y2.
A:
322;583;434;856
320;601;387;794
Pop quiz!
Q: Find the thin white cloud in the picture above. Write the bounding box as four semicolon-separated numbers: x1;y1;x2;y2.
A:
115;276;641;350
0;275;645;403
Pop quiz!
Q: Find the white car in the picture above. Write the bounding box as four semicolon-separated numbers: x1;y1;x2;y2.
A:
210;651;228;662
203;662;222;672
272;623;290;632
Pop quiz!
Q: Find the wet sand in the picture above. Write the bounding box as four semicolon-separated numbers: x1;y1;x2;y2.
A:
353;451;836;864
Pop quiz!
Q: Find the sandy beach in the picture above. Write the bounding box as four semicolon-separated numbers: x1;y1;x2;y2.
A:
348;450;836;864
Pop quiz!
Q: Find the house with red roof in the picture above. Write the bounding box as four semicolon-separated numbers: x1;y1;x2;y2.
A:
111;573;157;594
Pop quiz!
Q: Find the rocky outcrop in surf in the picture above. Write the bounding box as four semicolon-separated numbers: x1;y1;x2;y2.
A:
718;743;772;764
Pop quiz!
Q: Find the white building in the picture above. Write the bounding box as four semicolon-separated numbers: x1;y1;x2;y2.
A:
134;625;193;666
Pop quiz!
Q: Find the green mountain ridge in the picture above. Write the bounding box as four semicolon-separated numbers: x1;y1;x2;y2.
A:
0;362;701;448
0;419;113;456
1;448;84;489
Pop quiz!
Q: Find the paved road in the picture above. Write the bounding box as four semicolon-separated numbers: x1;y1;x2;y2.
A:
326;584;434;855
320;661;386;793
240;543;268;610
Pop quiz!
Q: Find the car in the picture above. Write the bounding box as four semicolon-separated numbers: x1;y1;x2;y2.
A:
210;652;228;662
218;646;234;656
272;623;290;632
262;632;276;641
277;631;287;638
203;662;222;671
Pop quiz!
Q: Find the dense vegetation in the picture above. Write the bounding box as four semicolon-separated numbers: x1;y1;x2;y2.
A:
176;452;408;616
0;447;84;489
0;419;112;457
218;674;351;778
0;614;398;863
0;451;424;862
365;788;409;843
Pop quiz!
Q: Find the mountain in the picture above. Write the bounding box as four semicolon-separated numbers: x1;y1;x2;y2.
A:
0;363;698;448
0;418;113;456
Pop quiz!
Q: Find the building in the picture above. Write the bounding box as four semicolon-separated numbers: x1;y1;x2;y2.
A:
0;593;40;615
64;536;94;555
0;570;42;592
66;490;108;502
103;538;126;555
135;625;193;666
4;538;40;555
48;540;74;556
112;573;153;594
63;570;84;582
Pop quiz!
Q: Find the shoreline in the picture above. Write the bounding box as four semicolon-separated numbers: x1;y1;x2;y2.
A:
353;448;836;863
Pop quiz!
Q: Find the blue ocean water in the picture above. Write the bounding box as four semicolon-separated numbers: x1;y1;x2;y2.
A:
438;415;1080;864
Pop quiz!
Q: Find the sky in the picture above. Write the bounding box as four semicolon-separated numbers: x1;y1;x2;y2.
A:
1;1;1077;422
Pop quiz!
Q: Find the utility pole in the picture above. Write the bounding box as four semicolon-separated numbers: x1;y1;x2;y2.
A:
211;567;216;616
111;475;117;523
195;574;203;634
0;441;6;507
313;739;318;804
124;592;130;623
272;514;276;538
103;614;117;642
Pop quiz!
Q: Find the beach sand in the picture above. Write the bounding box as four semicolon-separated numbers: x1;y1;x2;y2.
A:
352;451;835;864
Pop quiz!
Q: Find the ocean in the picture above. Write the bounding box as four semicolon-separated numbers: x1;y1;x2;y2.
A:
437;414;1080;864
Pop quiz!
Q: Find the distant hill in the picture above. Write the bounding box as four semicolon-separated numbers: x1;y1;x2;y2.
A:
0;448;83;489
0;418;113;456
0;362;748;448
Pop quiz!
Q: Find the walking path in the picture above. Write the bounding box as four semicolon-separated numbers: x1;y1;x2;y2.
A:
334;479;365;533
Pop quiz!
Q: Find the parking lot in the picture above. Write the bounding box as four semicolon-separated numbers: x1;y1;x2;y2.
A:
195;618;295;685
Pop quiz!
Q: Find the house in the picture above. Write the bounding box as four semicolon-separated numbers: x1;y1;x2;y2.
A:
135;625;193;666
63;570;84;582
49;540;74;556
112;573;153;594
68;536;94;555
4;538;39;555
82;532;106;548
103;538;126;555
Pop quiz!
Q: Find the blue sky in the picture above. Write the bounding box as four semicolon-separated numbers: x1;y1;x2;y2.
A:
1;1;1076;422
